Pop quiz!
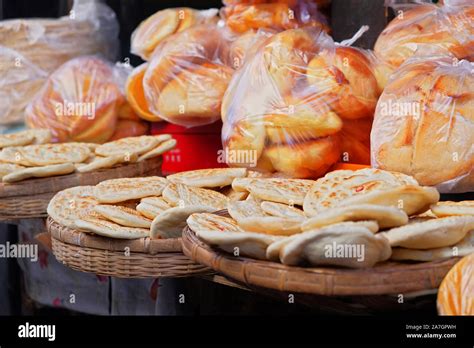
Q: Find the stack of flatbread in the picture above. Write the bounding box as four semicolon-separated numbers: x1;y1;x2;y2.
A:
47;168;251;240
189;168;474;269
0;134;176;183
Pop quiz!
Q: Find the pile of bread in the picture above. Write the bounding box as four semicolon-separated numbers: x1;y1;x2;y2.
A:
184;168;474;269
0;133;175;183
127;1;329;126
25;56;149;144
47;168;251;240
222;27;384;178
0;1;119;125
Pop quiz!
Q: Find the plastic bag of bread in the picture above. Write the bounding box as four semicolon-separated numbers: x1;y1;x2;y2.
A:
437;253;473;315
131;7;218;61
371;57;474;193
374;2;474;68
25;56;124;143
143;24;234;127
221;0;329;34
222;27;382;178
0;0;119;125
222;0;331;10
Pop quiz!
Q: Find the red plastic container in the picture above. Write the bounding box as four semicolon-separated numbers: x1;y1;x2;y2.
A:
151;121;226;175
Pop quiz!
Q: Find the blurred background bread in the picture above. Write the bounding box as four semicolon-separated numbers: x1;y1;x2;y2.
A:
371;57;474;192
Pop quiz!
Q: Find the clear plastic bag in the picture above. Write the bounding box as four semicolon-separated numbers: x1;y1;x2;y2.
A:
374;2;474;68
143;24;235;127
131;8;219;61
222;27;382;178
371;56;474;193
220;0;329;34
25;56;124;143
0;0;119;125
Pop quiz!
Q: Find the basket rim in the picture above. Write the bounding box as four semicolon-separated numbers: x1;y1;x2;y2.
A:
0;156;162;198
181;212;461;296
47;217;182;254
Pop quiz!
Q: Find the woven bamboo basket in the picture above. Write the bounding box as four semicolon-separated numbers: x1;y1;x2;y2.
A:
48;217;211;278
0;156;162;220
182;212;460;297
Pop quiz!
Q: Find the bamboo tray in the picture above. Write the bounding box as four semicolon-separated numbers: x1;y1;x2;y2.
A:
0;156;162;220
182;214;460;296
48;217;211;278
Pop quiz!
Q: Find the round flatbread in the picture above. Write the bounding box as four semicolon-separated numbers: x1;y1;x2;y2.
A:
303;168;421;216
0;131;34;148
140;196;171;209
234;178;314;205
150;206;216;239
302;204;408;230
19;143;91;166
2;163;75;183
47;186;98;229
260;201;306;218
431;201;474;218
75;215;149;239
137;138;177;162
136;202;167;219
167;168;247;188
93;176;169;203
76;154;137;173
0;163;24;179
391;231;474;262
227;199;266;221
94;205;152;228
162;183;228;210
95;135;161;157
280;225;392;268
379;216;474;250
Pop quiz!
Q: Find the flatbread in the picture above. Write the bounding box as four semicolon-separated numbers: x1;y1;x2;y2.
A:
19;143;91;166
232;177;255;192
93;176;169;203
266;220;380;262
29;129;52;144
95;135;162;157
137;138;177;162
136;202;167;219
235;178;313;205
150;206;216;239
167;168;247;188
75;215;149;239
302;204;408;230
391;231;474;262
260;201;306;218
2;163;75;183
280;225;392;268
0;163;24;179
0;131;34;148
187;212;243;234
227;199;266;221
162;183;228;210
94;205;152;228
237;216;304;236
379;216;474;249
140;196;171;209
431;201;474;218
76;154;138;173
303;168;421;215
187;213;278;260
220;186;249;201
0;147;34;166
47;186;98;229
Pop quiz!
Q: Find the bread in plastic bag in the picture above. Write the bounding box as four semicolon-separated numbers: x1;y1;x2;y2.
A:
437;253;474;315
371;57;474;193
222;0;331;10
0;0;119;125
222;27;382;178
131;8;219;61
25;56;124;143
220;0;329;34
143;24;234;127
374;2;474;68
